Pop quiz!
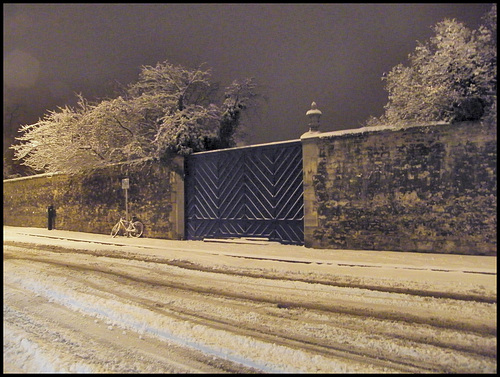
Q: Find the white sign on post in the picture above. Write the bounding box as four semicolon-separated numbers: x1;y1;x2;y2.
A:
122;178;130;190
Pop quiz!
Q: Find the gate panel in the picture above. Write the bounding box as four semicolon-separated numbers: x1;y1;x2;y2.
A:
218;149;246;236
185;153;221;239
185;141;303;244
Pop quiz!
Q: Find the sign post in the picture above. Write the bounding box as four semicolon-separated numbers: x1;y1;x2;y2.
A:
122;178;130;221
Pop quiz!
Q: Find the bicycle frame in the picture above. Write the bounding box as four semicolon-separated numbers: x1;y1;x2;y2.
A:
111;217;144;238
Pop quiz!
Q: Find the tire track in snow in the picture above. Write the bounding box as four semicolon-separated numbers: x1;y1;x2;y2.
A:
4;240;495;304
4;284;260;373
4;244;496;373
4;247;496;337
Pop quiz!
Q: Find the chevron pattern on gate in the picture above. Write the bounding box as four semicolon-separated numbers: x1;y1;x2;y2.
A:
185;141;304;244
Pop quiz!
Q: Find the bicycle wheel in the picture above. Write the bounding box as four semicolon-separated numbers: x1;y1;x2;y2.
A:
111;222;121;237
130;221;144;238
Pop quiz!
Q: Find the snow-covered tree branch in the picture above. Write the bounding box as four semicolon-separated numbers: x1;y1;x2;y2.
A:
366;4;496;128
11;61;261;174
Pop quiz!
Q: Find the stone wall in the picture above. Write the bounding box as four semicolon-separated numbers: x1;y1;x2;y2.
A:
302;121;496;255
4;120;497;255
3;157;184;239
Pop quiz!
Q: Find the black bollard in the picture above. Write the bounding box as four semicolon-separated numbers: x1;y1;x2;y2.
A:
47;205;56;230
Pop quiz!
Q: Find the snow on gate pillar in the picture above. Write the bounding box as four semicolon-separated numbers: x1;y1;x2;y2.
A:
301;102;322;248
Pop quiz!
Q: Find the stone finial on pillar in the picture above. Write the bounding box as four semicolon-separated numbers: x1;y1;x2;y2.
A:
306;102;322;133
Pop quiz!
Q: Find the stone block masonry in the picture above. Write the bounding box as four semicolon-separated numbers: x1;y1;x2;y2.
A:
302;121;496;255
3;157;184;240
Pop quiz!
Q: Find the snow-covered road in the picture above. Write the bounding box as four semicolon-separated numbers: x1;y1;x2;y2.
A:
3;226;497;373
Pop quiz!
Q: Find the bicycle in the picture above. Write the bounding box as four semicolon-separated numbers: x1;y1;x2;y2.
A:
111;216;144;238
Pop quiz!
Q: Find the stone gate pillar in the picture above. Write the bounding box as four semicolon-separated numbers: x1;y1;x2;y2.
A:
169;155;185;240
301;102;322;248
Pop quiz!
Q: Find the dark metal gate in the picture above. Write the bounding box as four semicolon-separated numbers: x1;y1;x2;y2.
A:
185;140;304;244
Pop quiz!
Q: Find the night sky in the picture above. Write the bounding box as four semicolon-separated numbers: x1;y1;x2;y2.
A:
3;3;493;147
